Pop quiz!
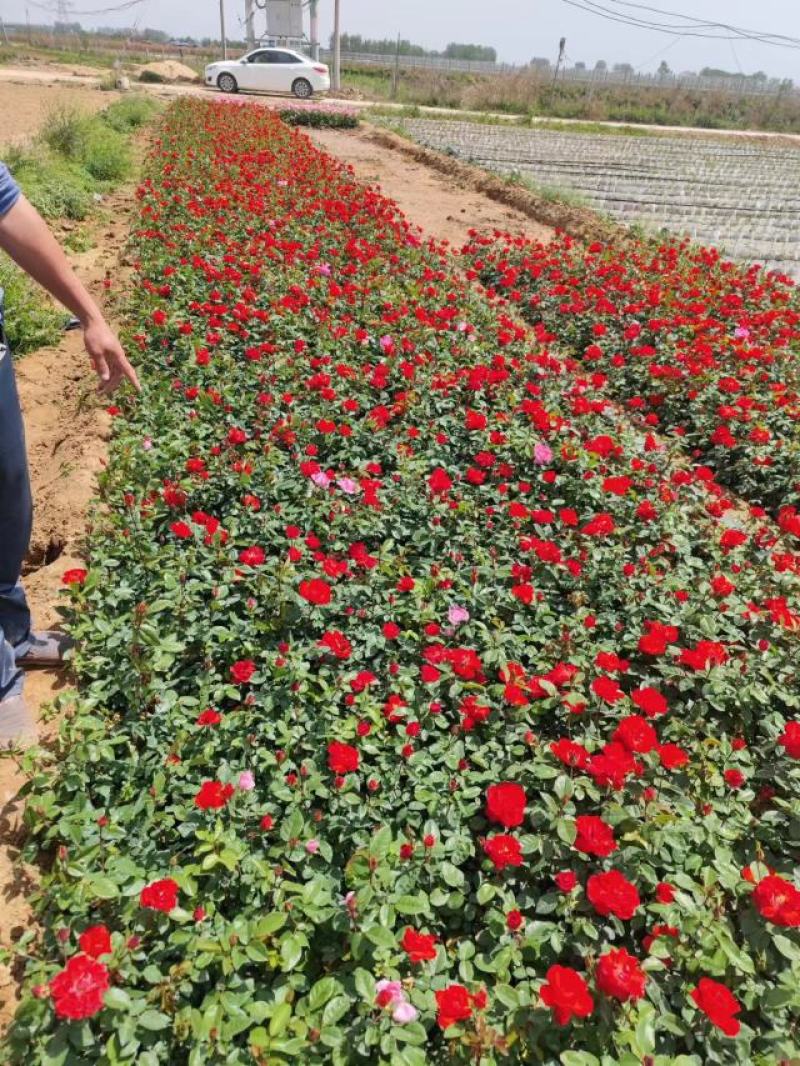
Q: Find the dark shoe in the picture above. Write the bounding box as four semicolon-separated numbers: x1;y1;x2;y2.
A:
0;693;37;748
17;631;73;669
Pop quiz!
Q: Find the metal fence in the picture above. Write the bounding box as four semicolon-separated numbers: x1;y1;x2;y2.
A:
323;50;796;97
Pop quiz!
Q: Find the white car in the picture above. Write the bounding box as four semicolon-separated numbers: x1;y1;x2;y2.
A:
205;48;330;98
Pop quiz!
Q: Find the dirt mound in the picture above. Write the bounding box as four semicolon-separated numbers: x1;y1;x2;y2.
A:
138;60;199;83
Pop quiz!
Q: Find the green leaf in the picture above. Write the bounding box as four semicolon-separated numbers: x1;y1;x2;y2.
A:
394;894;428;915
365;925;396;949
280;934;304;971
138;1009;172;1031
270;1001;292;1037
309;976;338;1011
104;987;132;1011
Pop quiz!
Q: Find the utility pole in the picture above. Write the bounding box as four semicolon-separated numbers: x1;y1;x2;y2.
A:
553;35;566;83
244;0;255;48
219;0;227;58
309;0;319;60
333;0;341;90
391;31;400;99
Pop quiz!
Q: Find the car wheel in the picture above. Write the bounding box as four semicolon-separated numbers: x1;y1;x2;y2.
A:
217;73;238;93
292;78;313;99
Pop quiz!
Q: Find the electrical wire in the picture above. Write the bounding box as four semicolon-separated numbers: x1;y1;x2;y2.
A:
560;0;800;49
603;0;800;47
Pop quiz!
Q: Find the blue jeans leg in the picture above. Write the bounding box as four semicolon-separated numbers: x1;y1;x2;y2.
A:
0;325;33;699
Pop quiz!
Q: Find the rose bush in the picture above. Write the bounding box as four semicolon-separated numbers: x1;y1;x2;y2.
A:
5;100;800;1066
461;230;800;525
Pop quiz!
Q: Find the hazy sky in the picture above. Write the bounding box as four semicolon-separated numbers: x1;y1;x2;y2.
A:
5;0;800;79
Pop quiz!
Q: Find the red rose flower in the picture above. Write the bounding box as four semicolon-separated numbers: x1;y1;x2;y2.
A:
595;947;647;1002
327;741;359;774
139;878;179;912
435;983;473;1029
482;834;523;870
551;738;591;770
194;780;235;809
485;782;527;828
299;578;332;605
230;659;256;685
238;546;265;566
382;621;400;639
612;715;658;753
591;675;625;704
587;870;640;920
574;814;617;857
752;874;800;927
724;768;745;789
658;743;689;770
691;977;741;1037
170;521;193;539
77;925;112;959
401;927;438;962
630;687;668;717
777;721;800;759
318;630;353;659
638;620;679;656
428;467;453;494
49;954;109;1020
555;870;578;892
540;965;594;1025
655;881;676;904
506;909;523;931
61;568;88;586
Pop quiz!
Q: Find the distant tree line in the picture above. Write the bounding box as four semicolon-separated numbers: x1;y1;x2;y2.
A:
335;33;496;62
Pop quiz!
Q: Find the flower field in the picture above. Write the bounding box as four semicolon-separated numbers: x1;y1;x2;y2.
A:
461;231;800;524
398;119;800;281
6;99;800;1065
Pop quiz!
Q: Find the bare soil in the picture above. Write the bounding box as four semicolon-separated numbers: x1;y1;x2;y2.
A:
0;185;133;1033
0;82;121;146
310;126;554;248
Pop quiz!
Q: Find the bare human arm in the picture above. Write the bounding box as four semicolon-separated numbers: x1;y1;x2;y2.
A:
0;194;140;393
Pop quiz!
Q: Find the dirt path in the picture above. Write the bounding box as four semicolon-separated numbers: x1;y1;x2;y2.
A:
0;186;133;1032
310;126;554;247
0;82;122;146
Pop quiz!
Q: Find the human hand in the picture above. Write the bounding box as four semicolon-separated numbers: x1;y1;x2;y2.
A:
83;316;141;394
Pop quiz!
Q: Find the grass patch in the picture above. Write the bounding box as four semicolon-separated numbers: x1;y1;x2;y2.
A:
0;257;64;354
504;169;591;207
1;95;158;355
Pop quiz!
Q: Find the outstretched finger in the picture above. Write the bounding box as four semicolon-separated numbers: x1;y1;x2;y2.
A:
92;350;111;390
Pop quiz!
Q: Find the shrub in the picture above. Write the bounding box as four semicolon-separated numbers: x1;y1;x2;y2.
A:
102;95;159;132
278;106;359;129
40;105;91;161
82;123;131;182
5;99;800;1066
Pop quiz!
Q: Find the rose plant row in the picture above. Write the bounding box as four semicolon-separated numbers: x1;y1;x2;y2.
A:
5;100;800;1066
461;230;800;531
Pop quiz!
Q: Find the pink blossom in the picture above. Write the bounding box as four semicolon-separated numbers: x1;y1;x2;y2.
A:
534;442;553;466
237;770;255;791
379;335;394;353
337;477;359;495
448;604;470;626
305;839;320;854
392;1000;418;1023
311;472;331;489
142;437;153;451
376;979;404;1002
